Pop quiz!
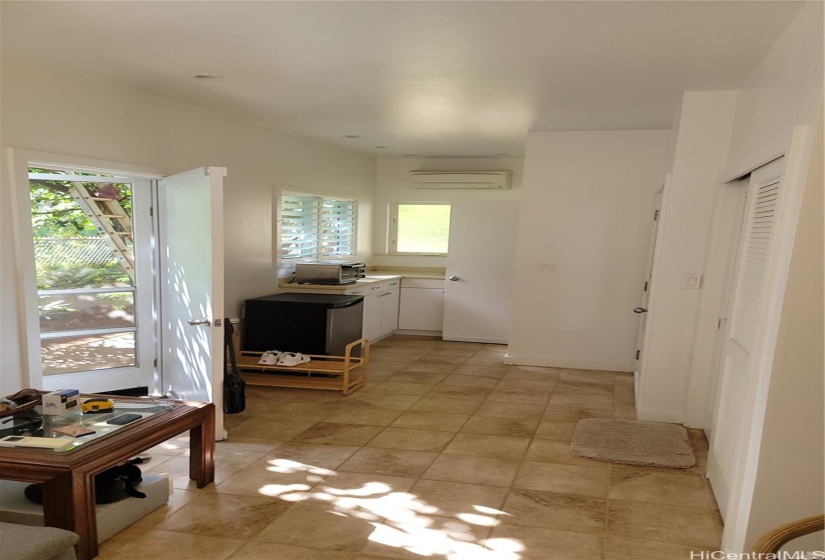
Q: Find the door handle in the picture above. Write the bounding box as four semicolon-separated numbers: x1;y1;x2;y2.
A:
187;319;212;326
633;307;648;314
448;276;460;281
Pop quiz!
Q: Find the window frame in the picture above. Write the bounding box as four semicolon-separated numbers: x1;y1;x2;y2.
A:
389;202;452;256
278;191;358;261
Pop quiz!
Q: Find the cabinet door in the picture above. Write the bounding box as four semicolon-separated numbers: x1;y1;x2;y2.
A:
399;288;444;331
379;289;400;337
362;293;382;342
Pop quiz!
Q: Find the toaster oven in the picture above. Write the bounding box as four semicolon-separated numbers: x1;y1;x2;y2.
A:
294;261;366;285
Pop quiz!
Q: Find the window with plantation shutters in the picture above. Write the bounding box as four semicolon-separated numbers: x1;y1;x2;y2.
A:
279;193;357;260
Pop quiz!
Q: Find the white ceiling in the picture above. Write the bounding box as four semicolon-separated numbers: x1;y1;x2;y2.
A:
1;1;804;158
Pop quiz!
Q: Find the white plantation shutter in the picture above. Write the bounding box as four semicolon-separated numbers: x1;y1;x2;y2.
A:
729;176;780;351
280;193;356;259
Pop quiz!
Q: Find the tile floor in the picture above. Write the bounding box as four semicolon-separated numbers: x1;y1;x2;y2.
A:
97;335;723;560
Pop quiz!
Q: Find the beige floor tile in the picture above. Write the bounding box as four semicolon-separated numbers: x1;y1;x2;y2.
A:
604;536;716;560
145;435;192;456
608;464;716;509
484;390;552;405
425;348;478;358
362;515;492;560
311;471;418;499
460;415;539;438
549;392;614;409
145;456;246;491
157;492;291;538
514;461;609;497
612;402;637;420
443;432;530;460
338;447;439;478
542;405;613;422
368;369;399;381
367;427;456;453
228;543;357;560
214;457;328;499
474;400;546;419
425;384;492;400
486;525;603;560
559;369;616;386
369;382;435;396
230;417;319;441
464;355;508;366
436;341;485;351
554;380;615;396
371;348;431;359
423;454;520;487
410;396;484;415
506;366;561;381
451;365;508;378
255;502;381;551
351;393;423;410
416;354;470;365
524;439;595;466
613;384;636;403
607;499;722;548
440;374;500;388
534;420;577;441
320;406;404;427
254;401;346;422
265;442;360;469
213;438;282;463
500;489;606;534
387;371;450;384
409;479;508;518
96;529;245;560
391;411;470;432
291;422;385;446
401;362;459;374
494;378;557;393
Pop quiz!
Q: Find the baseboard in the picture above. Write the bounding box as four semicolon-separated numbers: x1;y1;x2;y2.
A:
442;336;507;344
635;406;685;424
503;354;633;372
393;329;442;337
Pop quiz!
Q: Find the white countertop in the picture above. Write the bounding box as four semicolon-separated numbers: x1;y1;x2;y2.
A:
279;270;445;290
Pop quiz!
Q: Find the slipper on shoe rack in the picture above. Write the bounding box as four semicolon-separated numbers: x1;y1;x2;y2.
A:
257;350;282;365
276;352;310;366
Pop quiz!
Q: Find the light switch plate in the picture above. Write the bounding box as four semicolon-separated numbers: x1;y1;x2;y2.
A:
683;274;703;289
537;263;557;273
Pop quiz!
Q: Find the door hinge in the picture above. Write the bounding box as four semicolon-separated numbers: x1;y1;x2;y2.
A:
718;318;722;329
635;350;640;360
654;210;660;221
149;206;154;217
644;281;649;292
153;358;158;368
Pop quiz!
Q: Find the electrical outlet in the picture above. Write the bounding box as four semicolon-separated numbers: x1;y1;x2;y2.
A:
538;263;557;273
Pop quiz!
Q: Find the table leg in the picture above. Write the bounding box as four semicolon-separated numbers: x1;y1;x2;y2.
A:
43;471;97;560
189;410;215;488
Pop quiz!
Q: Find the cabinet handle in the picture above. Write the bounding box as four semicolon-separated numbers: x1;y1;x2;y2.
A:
389;282;398;286
377;292;392;298
371;286;383;290
351;291;363;295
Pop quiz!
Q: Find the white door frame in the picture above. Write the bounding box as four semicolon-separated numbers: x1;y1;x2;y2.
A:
7;148;162;391
707;125;814;552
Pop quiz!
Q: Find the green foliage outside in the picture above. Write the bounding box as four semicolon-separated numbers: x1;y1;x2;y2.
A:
397;204;451;254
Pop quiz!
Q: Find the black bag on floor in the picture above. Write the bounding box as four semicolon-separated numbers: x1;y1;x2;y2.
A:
223;319;246;414
25;459;146;505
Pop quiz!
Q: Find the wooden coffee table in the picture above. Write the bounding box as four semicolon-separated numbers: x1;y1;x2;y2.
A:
0;399;215;559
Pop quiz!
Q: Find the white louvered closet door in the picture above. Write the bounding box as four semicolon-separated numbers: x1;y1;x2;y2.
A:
707;158;784;519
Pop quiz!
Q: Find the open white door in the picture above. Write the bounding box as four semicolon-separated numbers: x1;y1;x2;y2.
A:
157;167;226;439
443;200;519;343
632;190;664;403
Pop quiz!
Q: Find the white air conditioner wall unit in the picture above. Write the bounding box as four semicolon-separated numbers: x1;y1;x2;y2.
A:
410;170;512;190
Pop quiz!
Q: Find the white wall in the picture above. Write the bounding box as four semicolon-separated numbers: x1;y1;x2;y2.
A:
507;130;668;372
372;157;523;269
0;53;375;394
636;91;738;423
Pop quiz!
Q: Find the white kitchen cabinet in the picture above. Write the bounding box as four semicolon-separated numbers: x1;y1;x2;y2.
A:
398;278;445;332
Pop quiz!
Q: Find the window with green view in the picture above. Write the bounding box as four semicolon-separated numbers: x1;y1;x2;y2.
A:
392;203;451;254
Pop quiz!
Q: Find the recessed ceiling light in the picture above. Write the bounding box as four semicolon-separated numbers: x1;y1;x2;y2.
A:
193;74;224;80
342;135;361;139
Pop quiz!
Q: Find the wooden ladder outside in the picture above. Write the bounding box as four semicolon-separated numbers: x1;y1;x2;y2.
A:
67;182;135;282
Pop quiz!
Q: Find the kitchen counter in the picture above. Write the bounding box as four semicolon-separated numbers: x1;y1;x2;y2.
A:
279;269;445;290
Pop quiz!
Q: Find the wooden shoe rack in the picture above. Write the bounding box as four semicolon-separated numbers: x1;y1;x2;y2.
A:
235;338;369;395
